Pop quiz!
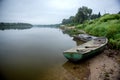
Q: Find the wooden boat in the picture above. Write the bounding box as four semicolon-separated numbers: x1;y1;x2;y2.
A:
63;37;108;62
73;34;97;42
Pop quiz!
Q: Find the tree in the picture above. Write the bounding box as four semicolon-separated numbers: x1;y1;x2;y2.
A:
61;6;102;25
91;14;98;19
68;16;74;23
62;19;70;24
75;6;93;24
118;11;120;14
98;12;101;18
62;16;75;25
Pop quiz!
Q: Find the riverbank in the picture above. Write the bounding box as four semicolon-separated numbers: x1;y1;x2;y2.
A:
42;48;120;80
60;27;120;80
88;48;120;80
72;38;120;80
60;30;120;80
60;14;120;80
60;14;120;49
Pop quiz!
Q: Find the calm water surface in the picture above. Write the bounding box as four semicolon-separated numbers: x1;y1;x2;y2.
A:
0;27;89;80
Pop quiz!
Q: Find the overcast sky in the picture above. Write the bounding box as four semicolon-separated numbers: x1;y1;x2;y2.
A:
0;0;120;24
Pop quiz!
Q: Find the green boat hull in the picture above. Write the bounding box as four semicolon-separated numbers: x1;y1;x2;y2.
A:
63;45;105;62
63;52;83;62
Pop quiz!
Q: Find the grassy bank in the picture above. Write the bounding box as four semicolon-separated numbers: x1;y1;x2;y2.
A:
61;14;120;49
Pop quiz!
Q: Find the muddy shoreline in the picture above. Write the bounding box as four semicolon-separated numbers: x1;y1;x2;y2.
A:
88;48;120;80
72;36;120;80
39;47;120;80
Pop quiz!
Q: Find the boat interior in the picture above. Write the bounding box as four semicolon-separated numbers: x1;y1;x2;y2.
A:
64;37;107;54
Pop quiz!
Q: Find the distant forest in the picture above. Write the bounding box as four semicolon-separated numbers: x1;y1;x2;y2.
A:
35;24;60;28
62;6;101;25
0;23;33;30
62;6;120;26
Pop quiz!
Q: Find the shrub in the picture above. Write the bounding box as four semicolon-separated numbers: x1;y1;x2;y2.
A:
100;14;120;22
83;14;120;49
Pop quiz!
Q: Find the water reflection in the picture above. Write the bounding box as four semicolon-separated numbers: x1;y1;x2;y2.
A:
61;29;84;46
0;27;89;80
38;61;90;80
0;27;76;80
62;61;90;80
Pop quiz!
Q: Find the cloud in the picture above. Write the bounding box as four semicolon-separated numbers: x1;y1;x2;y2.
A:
0;0;119;24
47;0;80;10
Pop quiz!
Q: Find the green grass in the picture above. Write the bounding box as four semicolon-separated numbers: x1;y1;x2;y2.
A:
83;14;120;49
99;14;120;22
63;29;83;36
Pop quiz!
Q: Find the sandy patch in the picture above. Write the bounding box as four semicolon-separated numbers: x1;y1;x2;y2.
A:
89;50;120;80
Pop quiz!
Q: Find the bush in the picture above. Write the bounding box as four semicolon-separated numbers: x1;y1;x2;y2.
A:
83;14;120;49
100;14;120;22
76;24;84;29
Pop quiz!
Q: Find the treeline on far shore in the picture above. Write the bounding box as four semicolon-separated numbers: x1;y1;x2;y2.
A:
35;24;60;28
0;23;33;30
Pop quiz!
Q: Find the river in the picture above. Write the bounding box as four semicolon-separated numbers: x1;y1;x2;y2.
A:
0;27;90;80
